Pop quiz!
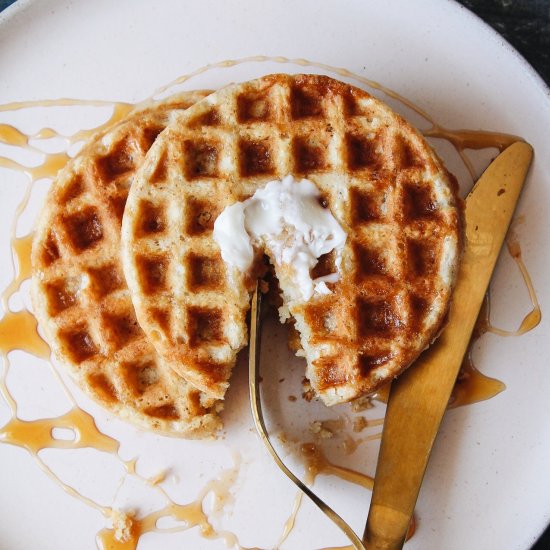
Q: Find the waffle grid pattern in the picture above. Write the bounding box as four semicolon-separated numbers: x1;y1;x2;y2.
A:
32;92;222;436
122;74;461;405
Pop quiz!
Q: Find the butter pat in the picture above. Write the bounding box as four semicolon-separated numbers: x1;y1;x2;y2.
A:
213;175;346;300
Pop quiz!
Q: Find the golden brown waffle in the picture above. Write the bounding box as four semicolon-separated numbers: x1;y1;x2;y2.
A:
31;91;224;437
121;74;462;404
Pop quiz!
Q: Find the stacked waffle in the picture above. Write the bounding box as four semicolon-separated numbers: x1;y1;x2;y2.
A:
32;74;462;436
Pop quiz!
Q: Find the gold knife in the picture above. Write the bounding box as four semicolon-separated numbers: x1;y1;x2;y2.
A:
363;141;533;549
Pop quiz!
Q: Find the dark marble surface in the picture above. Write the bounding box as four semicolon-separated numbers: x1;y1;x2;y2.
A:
0;0;548;548
459;0;550;85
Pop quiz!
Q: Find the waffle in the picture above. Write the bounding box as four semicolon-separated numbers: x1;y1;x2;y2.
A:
31;91;224;437
121;74;462;405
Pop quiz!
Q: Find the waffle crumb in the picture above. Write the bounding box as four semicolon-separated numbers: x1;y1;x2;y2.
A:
353;416;369;432
309;421;333;439
351;396;375;413
343;436;360;455
302;378;314;402
111;509;136;542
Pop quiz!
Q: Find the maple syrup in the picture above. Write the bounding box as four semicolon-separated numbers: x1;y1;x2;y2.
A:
0;123;28;146
276;443;376;548
301;442;374;490
96;462;241;550
97;502;213;550
6;233;34;298
0;151;70;181
276;490;305;547
489;238;541;336
450;236;541;407
0;309;50;359
423;127;520;154
0;407;119;454
0;56;542;549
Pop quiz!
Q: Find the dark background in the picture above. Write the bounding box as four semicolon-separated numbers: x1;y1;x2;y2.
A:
0;0;549;548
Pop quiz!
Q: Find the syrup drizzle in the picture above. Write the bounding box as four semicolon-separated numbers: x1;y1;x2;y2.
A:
0;407;119;455
96;461;243;550
298;443;415;548
450;295;507;408
488;238;541;337
450;236;541;407
0;309;50;359
423;127;521;180
301;443;374;490
0;56;541;549
3;233;33;302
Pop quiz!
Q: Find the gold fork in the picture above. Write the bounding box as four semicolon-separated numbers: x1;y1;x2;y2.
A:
248;284;365;550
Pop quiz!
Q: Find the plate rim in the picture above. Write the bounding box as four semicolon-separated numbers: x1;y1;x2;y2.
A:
0;0;549;548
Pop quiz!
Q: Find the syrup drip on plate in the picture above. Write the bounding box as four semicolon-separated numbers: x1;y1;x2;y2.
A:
450;296;507;408
96;462;243;550
450;236;541;407
297;444;415;549
0;101;121;521
423;127;521;180
0;56;542;549
301;442;374;491
0;308;50;360
488;237;541;336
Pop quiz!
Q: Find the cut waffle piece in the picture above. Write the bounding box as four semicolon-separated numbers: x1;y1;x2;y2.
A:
121;74;462;405
31;91;223;437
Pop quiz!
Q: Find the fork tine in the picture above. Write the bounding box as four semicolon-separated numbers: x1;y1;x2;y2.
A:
248;282;366;550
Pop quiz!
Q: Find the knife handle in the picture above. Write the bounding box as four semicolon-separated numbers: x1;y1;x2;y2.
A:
363;323;467;549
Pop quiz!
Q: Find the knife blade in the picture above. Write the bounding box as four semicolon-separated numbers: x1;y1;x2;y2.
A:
363;141;533;549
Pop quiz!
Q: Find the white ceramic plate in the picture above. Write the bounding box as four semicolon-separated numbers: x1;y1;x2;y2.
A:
1;1;549;549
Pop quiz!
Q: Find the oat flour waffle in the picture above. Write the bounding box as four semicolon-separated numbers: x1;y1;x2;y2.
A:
31;91;224;436
121;74;462;405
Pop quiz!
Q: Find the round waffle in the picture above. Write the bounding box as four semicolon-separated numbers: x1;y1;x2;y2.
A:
121;74;462;405
31;91;223;436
